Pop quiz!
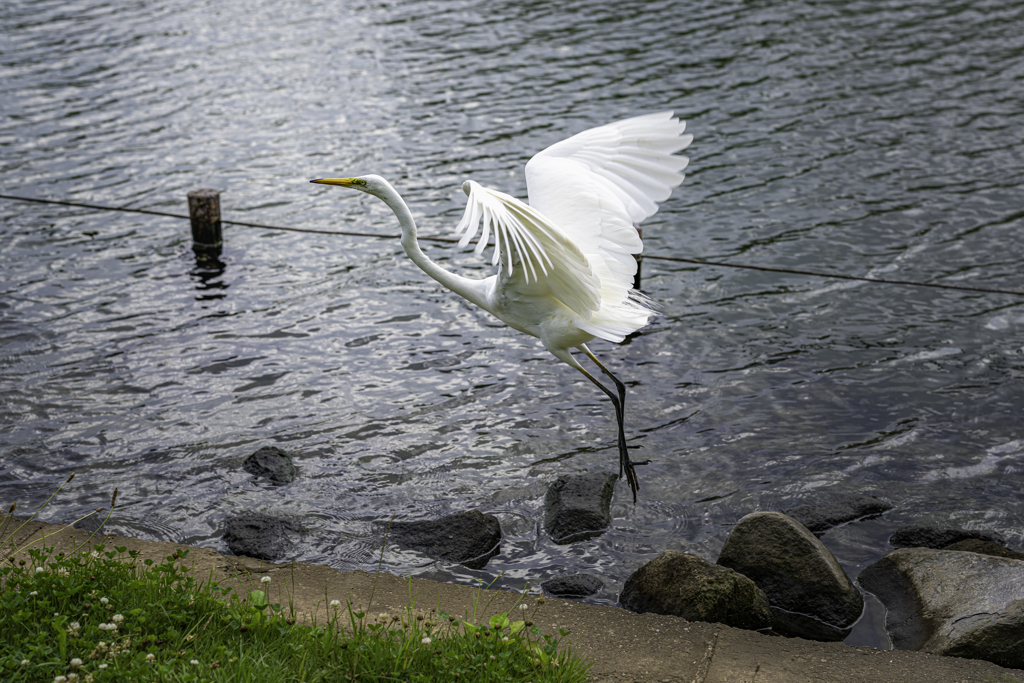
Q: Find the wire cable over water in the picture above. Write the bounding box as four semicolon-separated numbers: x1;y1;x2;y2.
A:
2;192;1022;297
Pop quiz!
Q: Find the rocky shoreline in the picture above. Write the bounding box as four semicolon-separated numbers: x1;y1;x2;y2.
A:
180;446;1024;671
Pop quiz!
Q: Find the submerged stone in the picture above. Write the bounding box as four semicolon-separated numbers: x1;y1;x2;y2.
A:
541;573;604;598
544;472;617;545
889;525;1006;549
942;539;1024;561
223;512;299;561
242;446;298;485
390;510;501;570
785;494;893;536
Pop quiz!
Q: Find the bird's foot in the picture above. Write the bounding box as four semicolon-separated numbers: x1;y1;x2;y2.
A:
619;447;640;504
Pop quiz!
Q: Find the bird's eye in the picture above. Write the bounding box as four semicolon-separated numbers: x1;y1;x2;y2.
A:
351;178;368;187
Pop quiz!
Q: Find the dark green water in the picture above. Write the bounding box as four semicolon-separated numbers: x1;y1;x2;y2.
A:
2;0;1023;648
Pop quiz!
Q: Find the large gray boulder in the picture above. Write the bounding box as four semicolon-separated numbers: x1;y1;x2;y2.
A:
858;548;1024;669
717;511;863;641
620;550;772;631
390;510;501;570
544;472;617;545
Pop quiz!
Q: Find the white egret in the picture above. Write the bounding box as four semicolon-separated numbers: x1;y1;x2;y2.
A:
312;112;692;502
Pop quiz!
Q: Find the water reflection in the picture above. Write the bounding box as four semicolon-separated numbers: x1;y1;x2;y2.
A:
190;250;227;300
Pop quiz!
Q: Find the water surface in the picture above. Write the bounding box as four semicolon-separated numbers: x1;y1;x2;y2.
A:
2;0;1024;648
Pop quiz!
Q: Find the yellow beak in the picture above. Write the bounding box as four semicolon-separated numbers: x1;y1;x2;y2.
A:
310;178;358;187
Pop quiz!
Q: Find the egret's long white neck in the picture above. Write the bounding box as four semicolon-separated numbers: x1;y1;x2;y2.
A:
374;180;490;310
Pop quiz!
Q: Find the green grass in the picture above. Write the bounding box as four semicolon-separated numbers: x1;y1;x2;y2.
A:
0;482;591;683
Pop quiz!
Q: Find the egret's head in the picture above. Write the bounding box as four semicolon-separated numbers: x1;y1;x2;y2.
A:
310;174;389;197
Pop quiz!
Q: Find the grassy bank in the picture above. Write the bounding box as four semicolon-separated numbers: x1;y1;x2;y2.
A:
0;481;590;683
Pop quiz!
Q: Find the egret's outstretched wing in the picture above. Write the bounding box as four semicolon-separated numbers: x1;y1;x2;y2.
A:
527;111;691;226
456;180;600;318
523;112;689;334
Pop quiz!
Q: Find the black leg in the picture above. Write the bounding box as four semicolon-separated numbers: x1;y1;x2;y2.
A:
581;345;626;411
573;356;639;504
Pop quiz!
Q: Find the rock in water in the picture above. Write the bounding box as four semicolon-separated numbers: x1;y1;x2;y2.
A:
390;510;501;570
223;512;299;561
889;525;1006;549
785;494;893;535
858;548;1024;669
544;472;617;545
541;574;604;598
717;511;863;641
243;446;298;484
942;539;1024;561
619;550;772;631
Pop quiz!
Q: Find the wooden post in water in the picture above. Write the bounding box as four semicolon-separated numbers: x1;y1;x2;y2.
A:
633;227;643;290
188;189;222;248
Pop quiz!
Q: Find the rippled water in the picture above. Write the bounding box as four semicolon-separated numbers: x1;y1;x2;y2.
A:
3;0;1023;648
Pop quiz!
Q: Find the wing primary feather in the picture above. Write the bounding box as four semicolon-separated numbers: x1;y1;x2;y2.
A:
502;226;514;276
504;223;522;278
492;216;501;266
457;198;481;248
476;204;492;257
504;217;536;282
505;203;557;271
491;210;503;268
509;218;544;276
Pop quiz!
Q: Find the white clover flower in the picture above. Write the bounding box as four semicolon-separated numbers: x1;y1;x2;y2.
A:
111;614;124;623
421;636;432;645
145;653;155;663
29;591;38;596
70;658;83;668
502;636;510;642
35;566;45;574
20;659;30;667
99;597;109;605
190;660;200;665
54;676;67;683
67;674;79;682
260;576;271;584
90;550;100;559
57;568;69;577
330;599;341;608
520;603;528;611
98;664;108;670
